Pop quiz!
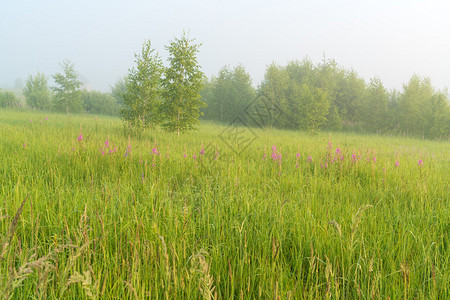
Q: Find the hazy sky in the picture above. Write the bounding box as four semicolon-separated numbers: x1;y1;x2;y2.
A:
1;0;449;92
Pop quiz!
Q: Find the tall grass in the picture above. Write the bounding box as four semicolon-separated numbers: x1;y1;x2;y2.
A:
0;109;448;299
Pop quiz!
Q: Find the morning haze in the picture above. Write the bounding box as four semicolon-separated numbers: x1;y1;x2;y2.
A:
1;0;449;92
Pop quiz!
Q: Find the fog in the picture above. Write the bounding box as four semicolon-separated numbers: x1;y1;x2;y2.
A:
1;0;449;92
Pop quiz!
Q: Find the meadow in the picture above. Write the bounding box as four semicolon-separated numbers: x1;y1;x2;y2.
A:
0;109;448;299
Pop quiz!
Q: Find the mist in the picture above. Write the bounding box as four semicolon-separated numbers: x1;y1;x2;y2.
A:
1;0;449;92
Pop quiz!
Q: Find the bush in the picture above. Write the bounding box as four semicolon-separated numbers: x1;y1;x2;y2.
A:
0;89;21;108
80;90;120;116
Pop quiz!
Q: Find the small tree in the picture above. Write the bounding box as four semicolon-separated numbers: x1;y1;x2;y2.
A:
52;60;82;113
121;40;163;128
363;78;389;132
300;84;330;134
23;73;52;110
161;32;205;135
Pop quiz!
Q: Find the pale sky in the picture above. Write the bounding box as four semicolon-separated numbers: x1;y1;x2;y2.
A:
1;0;449;92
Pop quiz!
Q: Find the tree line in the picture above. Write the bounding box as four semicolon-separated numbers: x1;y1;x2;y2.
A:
201;58;449;139
0;61;122;116
3;35;448;138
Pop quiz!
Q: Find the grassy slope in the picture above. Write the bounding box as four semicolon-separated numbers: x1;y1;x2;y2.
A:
0;110;448;299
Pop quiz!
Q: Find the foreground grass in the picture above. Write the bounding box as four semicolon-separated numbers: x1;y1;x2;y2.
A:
0;110;448;299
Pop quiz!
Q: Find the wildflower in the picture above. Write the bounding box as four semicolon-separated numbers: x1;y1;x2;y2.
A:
23;143;27;148
296;163;299;168
151;148;159;155
183;154;187;158
395;161;400;167
30;119;33;123
328;142;332;149
307;156;312;162
199;148;205;155
45;116;48;121
105;140;110;148
296;152;300;158
418;160;423;166
335;148;340;154
373;157;376;163
77;134;83;142
193;154;197;159
272;144;277;152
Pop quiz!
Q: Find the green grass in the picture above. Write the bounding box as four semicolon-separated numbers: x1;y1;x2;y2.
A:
0;109;448;299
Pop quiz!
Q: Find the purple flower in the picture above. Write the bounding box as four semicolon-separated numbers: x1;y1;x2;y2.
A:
307;156;312;162
272;145;277;152
45;116;48;121
193;154;197;159
395;161;400;167
105;140;109;148
151;148;159;155
418;160;423;166
296;152;300;158
335;148;340;154
199;148;205;155
77;134;83;142
373;157;376;163
23;143;27;148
